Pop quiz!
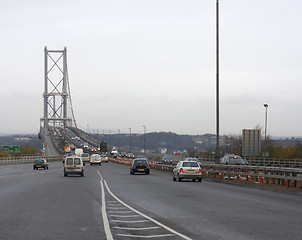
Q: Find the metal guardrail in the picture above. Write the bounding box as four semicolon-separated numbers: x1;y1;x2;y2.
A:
108;157;302;191
0;155;63;166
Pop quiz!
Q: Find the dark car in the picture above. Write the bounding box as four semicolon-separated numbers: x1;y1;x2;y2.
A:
130;158;150;175
33;159;49;170
121;152;127;157
162;156;173;164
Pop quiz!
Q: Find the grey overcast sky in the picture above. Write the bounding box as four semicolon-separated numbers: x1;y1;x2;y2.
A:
0;0;301;137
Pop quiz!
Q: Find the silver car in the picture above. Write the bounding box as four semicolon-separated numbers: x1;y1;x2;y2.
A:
220;154;248;165
172;161;202;182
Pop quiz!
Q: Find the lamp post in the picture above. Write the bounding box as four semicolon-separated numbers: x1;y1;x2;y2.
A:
129;128;132;153
264;104;268;140
118;129;120;152
215;0;220;163
143;125;146;154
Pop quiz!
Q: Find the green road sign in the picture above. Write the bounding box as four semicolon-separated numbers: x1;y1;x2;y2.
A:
3;145;20;152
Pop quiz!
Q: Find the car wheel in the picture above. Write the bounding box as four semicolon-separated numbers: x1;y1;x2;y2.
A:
64;172;67;177
81;172;84;177
178;175;182;182
90;163;92;166
198;178;202;182
192;179;196;182
146;171;150;175
172;175;176;181
33;167;35;170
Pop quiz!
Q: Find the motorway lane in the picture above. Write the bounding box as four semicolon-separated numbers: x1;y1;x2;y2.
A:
1;161;302;240
0;162;105;240
99;161;302;240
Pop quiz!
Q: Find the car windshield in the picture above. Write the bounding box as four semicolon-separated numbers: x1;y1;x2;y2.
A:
35;160;44;163
182;162;199;168
186;158;199;162
82;153;89;157
101;155;107;157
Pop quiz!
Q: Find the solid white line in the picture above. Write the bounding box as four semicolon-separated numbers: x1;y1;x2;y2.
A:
97;170;103;181
100;180;113;240
104;181;192;240
116;233;175;238
113;226;160;230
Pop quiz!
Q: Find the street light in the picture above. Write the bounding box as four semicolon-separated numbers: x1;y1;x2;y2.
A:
143;125;146;154
129;128;132;153
118;129;120;152
264;104;269;140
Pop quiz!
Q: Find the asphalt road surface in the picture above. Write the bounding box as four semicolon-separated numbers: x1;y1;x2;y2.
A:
1;161;301;240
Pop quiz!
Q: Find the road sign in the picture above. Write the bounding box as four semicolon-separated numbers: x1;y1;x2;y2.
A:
3;145;20;152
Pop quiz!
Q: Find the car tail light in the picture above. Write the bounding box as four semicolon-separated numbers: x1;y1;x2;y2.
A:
146;164;149;168
133;165;136;168
43;163;45;165
198;168;202;174
64;165;66;168
180;168;184;174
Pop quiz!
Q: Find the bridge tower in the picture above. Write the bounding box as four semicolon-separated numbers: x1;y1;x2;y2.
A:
40;47;73;133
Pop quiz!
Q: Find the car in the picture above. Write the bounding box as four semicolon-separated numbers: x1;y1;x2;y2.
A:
100;154;108;163
127;153;135;159
91;148;97;152
220;154;248;165
64;156;84;177
33;159;49;170
172;160;202;182
81;153;90;163
90;154;102;165
162;156;173;164
121;152;127;158
113;152;121;158
130;158;150;175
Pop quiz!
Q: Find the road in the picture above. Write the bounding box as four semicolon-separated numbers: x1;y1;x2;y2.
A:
0;161;301;240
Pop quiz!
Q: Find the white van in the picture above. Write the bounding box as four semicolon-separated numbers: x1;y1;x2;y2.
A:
64;156;84;177
75;148;83;156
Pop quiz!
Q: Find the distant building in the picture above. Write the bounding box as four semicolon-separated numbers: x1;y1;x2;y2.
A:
242;129;261;157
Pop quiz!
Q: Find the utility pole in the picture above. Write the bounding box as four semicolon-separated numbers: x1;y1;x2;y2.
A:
215;0;220;163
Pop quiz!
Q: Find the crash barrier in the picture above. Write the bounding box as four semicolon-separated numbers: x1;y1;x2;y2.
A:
108;157;302;191
0;155;63;165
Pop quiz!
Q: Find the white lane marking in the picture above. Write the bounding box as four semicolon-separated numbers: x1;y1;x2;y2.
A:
100;180;113;240
110;215;140;218
97;170;103;181
108;211;133;213
111;220;150;223
113;227;160;230
116;233;175;238
107;207;127;210
104;181;192;240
